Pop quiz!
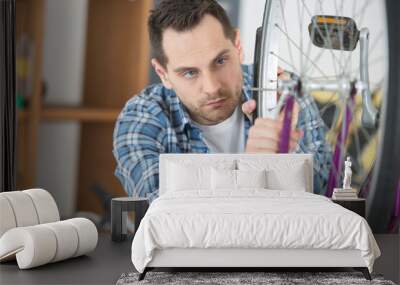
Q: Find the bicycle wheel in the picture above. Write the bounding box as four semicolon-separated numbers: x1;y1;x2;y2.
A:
254;0;400;233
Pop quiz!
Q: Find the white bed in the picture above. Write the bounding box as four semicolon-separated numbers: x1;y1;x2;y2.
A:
131;154;380;280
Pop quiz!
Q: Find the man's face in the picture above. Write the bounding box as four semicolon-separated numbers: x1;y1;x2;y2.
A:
153;14;244;125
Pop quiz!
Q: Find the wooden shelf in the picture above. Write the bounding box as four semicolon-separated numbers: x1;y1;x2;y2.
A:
42;106;120;122
17;109;29;121
18;106;120;122
16;0;151;216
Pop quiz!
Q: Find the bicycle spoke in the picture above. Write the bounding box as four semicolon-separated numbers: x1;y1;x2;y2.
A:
319;96;341;117
279;0;298;74
269;51;298;73
274;23;329;79
317;0;343;74
301;0;342;76
345;0;358;76
329;99;343;133
353;121;365;178
335;0;345;75
359;124;373;142
297;0;305;74
302;0;316;75
356;0;372;30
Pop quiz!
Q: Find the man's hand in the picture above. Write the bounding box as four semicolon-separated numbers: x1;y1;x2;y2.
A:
242;99;302;153
242;67;303;153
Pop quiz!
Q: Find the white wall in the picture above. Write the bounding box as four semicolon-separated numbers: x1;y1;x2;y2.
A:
238;0;266;64
37;0;88;218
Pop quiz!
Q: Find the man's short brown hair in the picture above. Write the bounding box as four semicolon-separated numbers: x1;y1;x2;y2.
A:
148;0;235;68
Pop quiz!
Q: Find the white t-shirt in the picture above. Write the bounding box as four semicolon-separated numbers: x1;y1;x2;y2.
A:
192;106;245;153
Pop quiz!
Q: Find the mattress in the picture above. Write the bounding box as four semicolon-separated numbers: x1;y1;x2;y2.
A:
131;190;380;273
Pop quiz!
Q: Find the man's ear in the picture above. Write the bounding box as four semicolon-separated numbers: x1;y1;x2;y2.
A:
151;58;173;89
233;28;244;64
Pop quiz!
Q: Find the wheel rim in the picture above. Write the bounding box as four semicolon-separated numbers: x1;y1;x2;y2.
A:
254;0;391;231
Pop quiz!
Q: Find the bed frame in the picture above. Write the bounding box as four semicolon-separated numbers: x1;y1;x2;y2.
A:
140;248;371;280
139;154;371;281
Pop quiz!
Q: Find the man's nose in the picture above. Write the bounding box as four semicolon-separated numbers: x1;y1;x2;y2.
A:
202;71;221;95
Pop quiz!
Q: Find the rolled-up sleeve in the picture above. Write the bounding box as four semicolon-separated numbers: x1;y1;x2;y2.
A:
113;103;166;202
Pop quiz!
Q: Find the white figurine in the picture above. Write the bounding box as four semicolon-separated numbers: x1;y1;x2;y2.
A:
342;156;352;190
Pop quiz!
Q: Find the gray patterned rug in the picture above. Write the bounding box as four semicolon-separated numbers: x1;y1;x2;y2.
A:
116;271;396;285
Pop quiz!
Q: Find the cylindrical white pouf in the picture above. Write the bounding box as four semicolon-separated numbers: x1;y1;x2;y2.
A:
0;226;57;269
23;189;60;224
0;196;17;237
0;192;39;227
67;218;98;257
42;221;79;262
0;218;97;269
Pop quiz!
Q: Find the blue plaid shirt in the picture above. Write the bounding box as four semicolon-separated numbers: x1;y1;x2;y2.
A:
113;65;331;201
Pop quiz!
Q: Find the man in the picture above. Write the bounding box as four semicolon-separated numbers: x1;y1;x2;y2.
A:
113;0;331;202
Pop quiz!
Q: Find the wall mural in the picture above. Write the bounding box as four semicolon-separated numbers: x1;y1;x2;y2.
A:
253;0;400;233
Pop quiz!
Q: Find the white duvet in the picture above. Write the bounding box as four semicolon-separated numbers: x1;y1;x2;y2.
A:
131;190;380;273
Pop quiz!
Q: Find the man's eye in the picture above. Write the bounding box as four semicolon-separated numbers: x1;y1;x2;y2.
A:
216;57;227;65
183;70;197;79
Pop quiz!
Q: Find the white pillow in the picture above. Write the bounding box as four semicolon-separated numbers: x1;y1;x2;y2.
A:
238;159;308;191
265;166;307;191
167;162;211;191
236;169;267;189
166;158;236;192
211;168;267;190
211;168;236;190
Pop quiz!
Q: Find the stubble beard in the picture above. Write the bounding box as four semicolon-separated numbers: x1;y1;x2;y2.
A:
190;86;242;125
